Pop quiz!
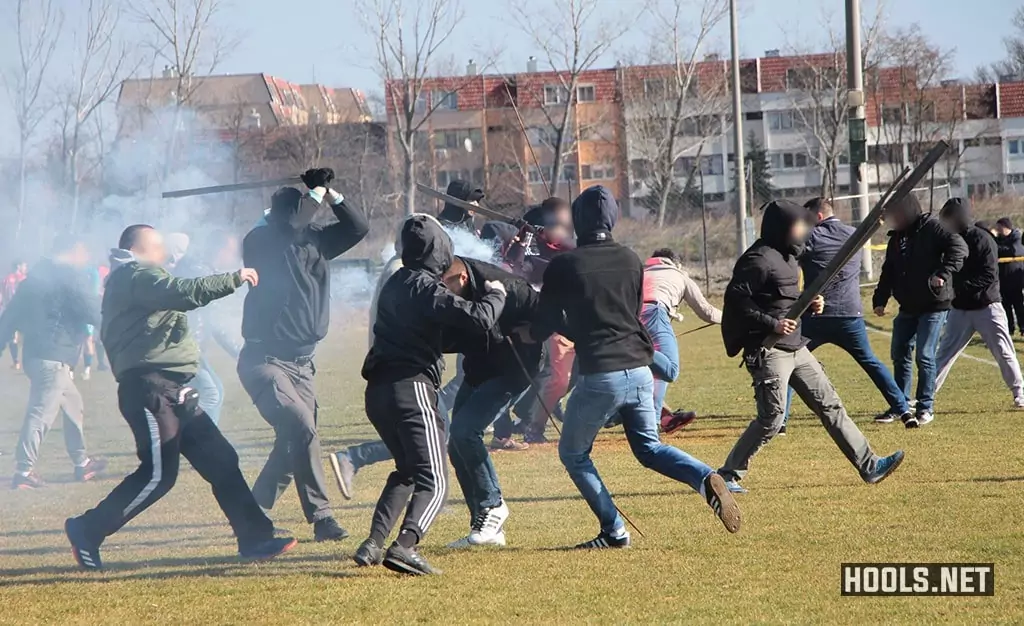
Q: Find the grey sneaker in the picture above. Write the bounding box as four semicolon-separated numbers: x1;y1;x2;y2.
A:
329;450;356;500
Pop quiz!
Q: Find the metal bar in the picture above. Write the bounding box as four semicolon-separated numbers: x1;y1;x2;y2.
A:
415;183;538;233
161;176;302;199
676;322;715;339
762;140;949;349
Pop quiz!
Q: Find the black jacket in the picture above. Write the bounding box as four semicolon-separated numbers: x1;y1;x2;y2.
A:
454;258;543;388
362;215;506;387
0;259;100;364
241;191;369;357
533;185;653;375
939;200;1001;310
872;214;968;315
996;229;1024;290
722;200;808;357
438;180;484;229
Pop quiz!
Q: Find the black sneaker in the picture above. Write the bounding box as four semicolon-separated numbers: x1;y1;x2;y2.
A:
329;451;356;500
353;538;385;567
239;536;298;561
574;531;631;549
65;517;102;570
74;458;108;482
313;517;349;542
902;413;919;429
703;473;741;533
777;423;788;436
383;542;442;575
12;472;45;490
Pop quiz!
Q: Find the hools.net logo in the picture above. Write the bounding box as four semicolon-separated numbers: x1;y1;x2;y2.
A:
841;563;994;596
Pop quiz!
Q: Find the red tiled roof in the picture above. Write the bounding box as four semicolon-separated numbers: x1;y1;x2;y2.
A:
1000;82;1024;118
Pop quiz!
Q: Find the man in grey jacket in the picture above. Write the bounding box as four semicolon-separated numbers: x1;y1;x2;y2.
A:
782;198;911;432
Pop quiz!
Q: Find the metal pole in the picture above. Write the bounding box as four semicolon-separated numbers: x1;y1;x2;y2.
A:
729;0;747;256
700;167;711;293
846;0;873;279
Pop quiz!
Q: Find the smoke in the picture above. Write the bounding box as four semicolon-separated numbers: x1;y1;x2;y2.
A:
445;226;501;264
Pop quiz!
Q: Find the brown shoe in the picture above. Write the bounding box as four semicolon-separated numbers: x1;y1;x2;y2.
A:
661;408;697;435
489;437;529;452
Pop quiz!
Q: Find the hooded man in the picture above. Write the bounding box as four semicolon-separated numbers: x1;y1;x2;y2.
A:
358;214;506;575
437;179;484;231
872;194;967;427
532;185;739;549
935;199;1024;408
440;254;543;549
994;217;1024;335
719;200;905;494
0;234;106;489
65;224;295;570
238;167;369;542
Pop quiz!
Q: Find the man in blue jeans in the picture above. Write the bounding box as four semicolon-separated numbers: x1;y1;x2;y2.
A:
782;198;911;432
440;256;543;548
873;194;967;428
532;185;740;549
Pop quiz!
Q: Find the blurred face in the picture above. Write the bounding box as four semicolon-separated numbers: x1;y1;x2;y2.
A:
997;225;1012;236
213;235;240;269
940;214;957;232
545;223;571;242
67;243;92;267
133;228;167;266
790;218;809;243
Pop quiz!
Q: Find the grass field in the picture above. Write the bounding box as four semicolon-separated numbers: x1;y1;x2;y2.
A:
0;306;1022;625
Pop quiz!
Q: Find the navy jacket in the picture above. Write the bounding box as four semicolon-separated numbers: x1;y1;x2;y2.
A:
800;217;862;318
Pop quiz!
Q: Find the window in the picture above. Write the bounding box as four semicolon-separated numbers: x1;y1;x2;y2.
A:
432;128;482;150
769;150;817;170
838;151;850;165
643;77;667;97
704;192;726;203
786;67;818;90
594;164;616;180
768;111;794;131
794;152;808;168
415;90;429;113
543;84;566;105
1007;173;1024;184
580;164;593;180
868;143;901;164
965;136;1002;148
438;91;458;110
1010;139;1024;157
576;85;596;102
881;105;903;125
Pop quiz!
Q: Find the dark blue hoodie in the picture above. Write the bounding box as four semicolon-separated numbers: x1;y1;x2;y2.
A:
533;186;653;375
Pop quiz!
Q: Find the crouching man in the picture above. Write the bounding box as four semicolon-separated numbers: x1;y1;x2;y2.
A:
718;200;905;494
65;225;295;570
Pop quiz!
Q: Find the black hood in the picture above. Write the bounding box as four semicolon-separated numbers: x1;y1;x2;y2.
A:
760;199;807;256
939;197;970;234
438;180;484;228
572;185;617;244
268;186;318;231
400;214;454;276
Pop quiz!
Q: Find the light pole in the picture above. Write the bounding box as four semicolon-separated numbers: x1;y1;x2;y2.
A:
729;0;747;255
846;0;873;279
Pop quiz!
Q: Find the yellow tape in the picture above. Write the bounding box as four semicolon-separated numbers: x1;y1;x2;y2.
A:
863;243;1024;262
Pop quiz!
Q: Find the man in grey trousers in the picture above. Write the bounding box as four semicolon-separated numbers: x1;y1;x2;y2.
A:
718;200;905;494
0;234;106;489
935;198;1024;408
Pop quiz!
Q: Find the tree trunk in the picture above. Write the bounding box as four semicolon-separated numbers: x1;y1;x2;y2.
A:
403;149;415;216
16;138;27;243
656;168;672;228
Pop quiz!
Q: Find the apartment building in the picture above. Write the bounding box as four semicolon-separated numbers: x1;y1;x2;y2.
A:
394;52;1024;218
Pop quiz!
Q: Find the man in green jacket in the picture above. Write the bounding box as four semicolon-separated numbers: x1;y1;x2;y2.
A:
65;224;296;570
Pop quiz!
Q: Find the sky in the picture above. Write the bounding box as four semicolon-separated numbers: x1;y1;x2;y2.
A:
0;0;1019;150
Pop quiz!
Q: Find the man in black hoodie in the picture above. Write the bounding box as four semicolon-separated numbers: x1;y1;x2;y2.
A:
872;194;967;427
358;214;506;576
534;185;739;549
238;167;369;542
0;234;106;489
935;199;1024;408
719;200;905;494
437;179;484;230
994;217;1024;335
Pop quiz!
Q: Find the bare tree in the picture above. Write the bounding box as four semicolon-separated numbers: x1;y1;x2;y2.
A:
510;0;636;192
867;26;959;181
358;0;482;215
58;0;139;229
2;0;64;240
623;0;729;226
977;6;1024;81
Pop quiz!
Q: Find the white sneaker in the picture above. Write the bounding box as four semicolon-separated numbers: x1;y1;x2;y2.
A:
82;367;91;381
448;501;510;547
916;411;934;426
1014;395;1024;409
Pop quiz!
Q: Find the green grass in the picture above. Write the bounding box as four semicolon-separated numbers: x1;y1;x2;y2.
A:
1;308;1022;625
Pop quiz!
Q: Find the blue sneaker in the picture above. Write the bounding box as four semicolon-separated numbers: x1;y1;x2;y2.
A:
65;517;103;570
724;479;748;494
864;450;905;485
